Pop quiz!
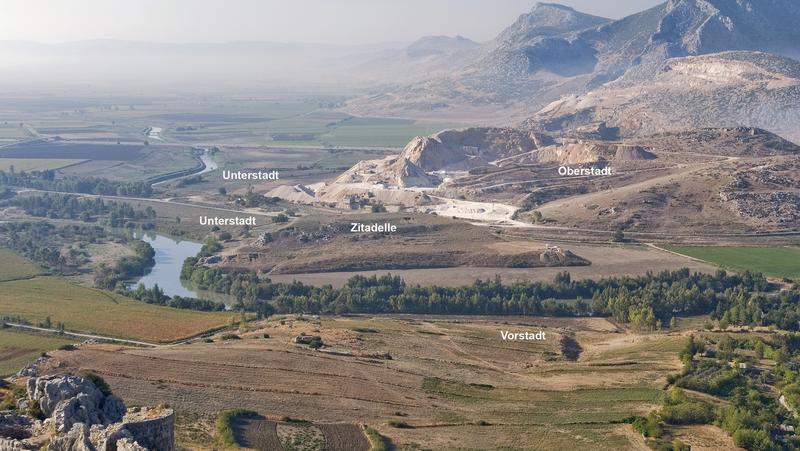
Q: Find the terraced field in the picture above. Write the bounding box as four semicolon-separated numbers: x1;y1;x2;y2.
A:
37;315;708;450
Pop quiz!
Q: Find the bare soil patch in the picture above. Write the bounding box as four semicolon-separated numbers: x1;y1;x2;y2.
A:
317;423;370;451
0;347;35;361
231;415;281;451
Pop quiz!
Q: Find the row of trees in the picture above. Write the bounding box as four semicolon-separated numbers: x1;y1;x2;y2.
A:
115;283;225;312
179;256;773;329
0;169;152;197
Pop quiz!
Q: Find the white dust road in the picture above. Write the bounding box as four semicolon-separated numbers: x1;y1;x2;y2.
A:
4;323;158;348
424;195;800;239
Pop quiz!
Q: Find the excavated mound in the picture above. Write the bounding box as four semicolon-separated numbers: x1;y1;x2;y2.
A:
400;127;551;171
331;156;440;188
614;145;657;161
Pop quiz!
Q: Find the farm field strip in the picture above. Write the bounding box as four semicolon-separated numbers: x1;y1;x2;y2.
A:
662;245;800;279
0;276;232;342
0;329;75;376
0;248;41;281
0;158;86;171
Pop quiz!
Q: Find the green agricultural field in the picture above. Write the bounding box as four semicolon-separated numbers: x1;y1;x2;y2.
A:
0;276;233;342
0;158;85;172
0;248;41;282
0;329;76;376
170;112;470;148
319;120;470;148
663;246;800;280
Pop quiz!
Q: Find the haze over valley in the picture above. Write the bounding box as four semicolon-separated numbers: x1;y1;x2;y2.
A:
2;2;800;450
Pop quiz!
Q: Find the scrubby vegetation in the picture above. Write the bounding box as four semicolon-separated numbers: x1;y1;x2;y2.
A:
635;334;800;450
362;426;389;451
0;222;107;273
0;169;152;197
10;193;156;228
215;409;258;448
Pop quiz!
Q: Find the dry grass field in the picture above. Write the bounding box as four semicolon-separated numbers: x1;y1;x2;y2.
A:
266;242;717;287
0;276;232;342
0;248;41;282
36;314;724;450
0;329;75;376
0;158;85;171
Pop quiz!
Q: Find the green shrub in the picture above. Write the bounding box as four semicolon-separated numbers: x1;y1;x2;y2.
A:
280;416;310;424
387;420;413;429
363;425;389;451
0;385;26;411
220;333;241;340
216;409;259;448
661;401;714;425
732;428;773;451
631;412;663;438
28;399;44;420
80;372;111;396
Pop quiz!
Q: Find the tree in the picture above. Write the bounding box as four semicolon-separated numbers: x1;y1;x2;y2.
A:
218;187;227;196
754;341;765;360
613;228;625;242
670;316;678;329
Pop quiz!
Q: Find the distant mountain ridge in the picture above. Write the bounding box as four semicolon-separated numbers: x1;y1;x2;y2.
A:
348;35;481;84
346;0;800;119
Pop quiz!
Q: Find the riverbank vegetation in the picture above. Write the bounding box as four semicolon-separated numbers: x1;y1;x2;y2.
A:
0;169;152;197
180;255;790;331
10;192;156;228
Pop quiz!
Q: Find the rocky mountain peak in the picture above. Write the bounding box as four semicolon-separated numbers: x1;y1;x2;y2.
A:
495;2;610;45
651;0;800;58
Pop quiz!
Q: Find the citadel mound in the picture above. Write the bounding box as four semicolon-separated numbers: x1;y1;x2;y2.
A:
0;375;174;451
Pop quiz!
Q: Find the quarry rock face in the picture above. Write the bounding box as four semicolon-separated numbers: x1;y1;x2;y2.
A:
399;128;550;171
530;52;800;142
0;376;174;451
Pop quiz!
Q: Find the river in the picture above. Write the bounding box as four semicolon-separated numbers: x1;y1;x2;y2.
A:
198;152;218;174
131;231;234;306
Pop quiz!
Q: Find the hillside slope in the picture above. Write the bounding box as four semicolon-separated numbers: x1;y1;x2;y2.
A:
347;0;800;119
529;51;800;142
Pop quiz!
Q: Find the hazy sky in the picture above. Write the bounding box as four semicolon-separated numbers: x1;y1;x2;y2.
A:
0;0;664;45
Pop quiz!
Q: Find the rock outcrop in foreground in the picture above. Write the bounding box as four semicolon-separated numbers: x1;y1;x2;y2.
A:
0;375;173;451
